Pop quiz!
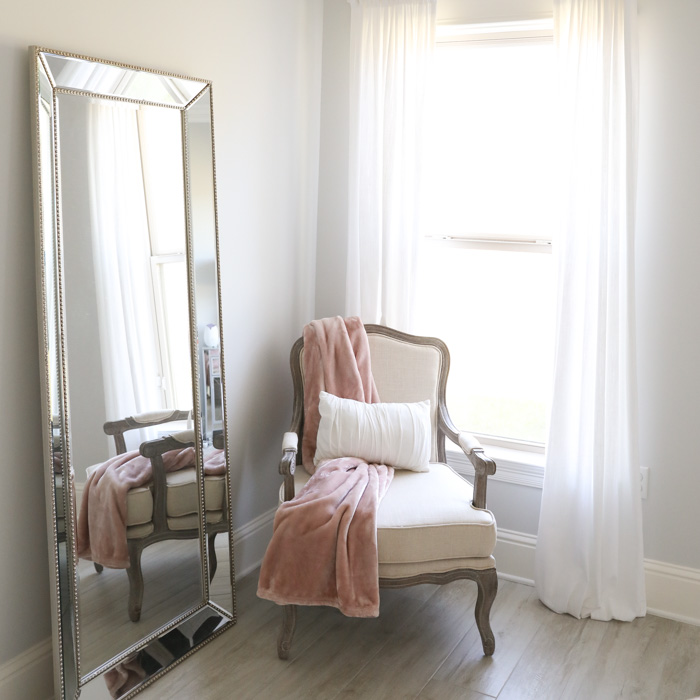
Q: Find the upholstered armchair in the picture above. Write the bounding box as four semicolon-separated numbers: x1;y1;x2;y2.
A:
276;324;498;658
93;410;228;622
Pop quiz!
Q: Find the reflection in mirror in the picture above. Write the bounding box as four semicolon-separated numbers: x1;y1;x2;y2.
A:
32;48;235;698
185;88;232;615
60;95;192;460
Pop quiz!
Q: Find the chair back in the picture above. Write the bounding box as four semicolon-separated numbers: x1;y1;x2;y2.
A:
104;409;191;454
290;324;451;463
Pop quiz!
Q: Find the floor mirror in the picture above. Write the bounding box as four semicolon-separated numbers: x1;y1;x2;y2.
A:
30;47;236;699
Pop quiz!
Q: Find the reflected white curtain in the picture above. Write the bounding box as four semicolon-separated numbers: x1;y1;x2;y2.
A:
346;0;436;330
87;102;163;428
535;0;646;620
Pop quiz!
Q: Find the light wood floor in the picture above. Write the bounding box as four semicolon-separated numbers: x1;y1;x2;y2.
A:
78;535;234;675
139;569;700;700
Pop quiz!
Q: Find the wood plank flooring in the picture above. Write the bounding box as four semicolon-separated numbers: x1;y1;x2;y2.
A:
78;534;234;675
139;569;700;700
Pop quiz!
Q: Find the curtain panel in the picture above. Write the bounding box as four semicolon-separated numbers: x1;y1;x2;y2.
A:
346;0;436;330
88;102;164;444
535;0;646;621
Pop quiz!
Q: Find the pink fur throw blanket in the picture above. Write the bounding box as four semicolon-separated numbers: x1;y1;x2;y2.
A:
257;316;393;617
104;654;147;698
301;315;379;473
77;447;226;569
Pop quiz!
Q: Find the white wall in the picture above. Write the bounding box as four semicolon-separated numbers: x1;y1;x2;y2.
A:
315;0;352;319
636;0;700;569
314;0;700;573
0;0;323;694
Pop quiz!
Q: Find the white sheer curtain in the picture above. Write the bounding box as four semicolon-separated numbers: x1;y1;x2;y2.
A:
88;102;164;433
535;0;646;621
346;0;436;330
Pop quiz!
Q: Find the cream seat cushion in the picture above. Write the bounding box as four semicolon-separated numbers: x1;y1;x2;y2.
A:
87;464;226;531
282;462;497;578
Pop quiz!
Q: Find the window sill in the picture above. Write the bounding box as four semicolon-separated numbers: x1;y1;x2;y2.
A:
446;443;545;489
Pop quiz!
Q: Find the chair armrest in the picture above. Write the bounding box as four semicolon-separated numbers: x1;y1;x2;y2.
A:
281;431;298;454
279;432;298;502
140;431;195;458
457;433;496;509
138;431;196;532
440;411;496;510
457;433;496;473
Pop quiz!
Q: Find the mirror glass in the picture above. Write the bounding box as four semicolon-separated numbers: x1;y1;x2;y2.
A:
32;48;235;698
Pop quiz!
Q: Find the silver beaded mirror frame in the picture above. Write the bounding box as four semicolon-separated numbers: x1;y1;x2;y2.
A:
30;47;236;699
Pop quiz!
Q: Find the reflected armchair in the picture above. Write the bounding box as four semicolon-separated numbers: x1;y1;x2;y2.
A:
93;410;228;622
276;324;498;658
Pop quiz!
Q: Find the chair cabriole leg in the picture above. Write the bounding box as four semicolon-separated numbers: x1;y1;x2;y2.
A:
208;532;218;580
277;604;297;659
474;568;497;655
127;544;144;622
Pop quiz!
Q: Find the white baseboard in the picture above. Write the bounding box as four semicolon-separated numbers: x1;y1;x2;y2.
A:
232;506;275;580
495;528;538;586
644;558;700;626
0;637;53;700
495;528;700;626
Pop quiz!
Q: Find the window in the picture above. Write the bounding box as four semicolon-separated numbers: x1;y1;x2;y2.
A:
138;106;193;413
416;20;556;448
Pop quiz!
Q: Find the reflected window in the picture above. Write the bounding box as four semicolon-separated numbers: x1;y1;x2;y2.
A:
87;100;192;423
416;20;556;447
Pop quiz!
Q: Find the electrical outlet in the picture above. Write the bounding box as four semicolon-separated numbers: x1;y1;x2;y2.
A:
640;466;649;499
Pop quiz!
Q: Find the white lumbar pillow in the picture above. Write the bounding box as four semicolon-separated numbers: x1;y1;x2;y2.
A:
314;391;431;472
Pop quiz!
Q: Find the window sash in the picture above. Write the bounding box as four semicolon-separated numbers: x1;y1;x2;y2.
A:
427;18;556;249
420;22;556;448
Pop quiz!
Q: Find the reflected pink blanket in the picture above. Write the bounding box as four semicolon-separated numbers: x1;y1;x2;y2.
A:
77;447;226;569
257;316;393;617
104;654;147;698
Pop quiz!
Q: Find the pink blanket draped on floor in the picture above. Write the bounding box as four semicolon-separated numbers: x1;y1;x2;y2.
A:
257;316;394;618
77;446;226;569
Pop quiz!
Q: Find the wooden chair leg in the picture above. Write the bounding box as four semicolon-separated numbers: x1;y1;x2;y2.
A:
474;568;498;655
126;544;145;622
94;563;103;574
277;605;297;660
208;532;218;581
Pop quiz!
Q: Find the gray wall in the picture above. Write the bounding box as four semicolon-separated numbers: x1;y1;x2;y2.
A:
315;0;352;319
636;0;700;568
0;0;323;685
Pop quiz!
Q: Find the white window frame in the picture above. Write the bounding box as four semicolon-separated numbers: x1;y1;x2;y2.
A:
429;18;555;456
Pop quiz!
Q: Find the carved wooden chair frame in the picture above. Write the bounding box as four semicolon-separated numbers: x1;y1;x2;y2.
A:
94;410;228;621
276;324;498;659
